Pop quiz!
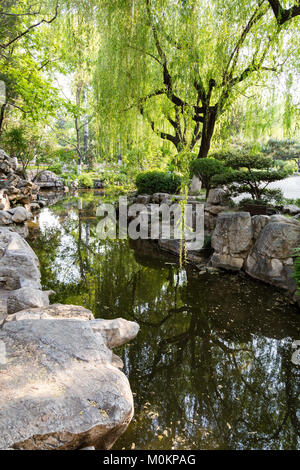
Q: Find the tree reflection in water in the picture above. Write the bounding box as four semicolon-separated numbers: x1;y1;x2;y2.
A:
29;192;300;450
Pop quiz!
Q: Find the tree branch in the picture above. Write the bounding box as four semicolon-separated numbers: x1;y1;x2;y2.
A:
267;0;300;25
0;3;59;49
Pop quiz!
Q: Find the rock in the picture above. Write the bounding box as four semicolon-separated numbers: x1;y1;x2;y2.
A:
0;227;41;290
93;180;105;189
253;221;300;259
11;206;29;223
251;215;270;240
207;188;228;205
34;170;64;190
7;304;95;322
269;214;300;225
152;193;170;204
190;175;202;194
282;204;300;215
30;202;41;212
245;220;300;292
0;189;10;210
7;287;51;314
0;315;139;450
204;204;229;232
0;149;37;207
210;212;253;270
136;194;151;204
0;210;12;225
205;204;229;215
92;318;140;348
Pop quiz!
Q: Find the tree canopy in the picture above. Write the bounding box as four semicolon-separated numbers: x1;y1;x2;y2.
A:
0;0;299;171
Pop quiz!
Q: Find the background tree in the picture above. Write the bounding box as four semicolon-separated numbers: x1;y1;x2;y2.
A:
262;138;300;171
94;0;300;160
212;150;290;202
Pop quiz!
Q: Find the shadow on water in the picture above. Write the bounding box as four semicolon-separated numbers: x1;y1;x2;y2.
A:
28;191;300;450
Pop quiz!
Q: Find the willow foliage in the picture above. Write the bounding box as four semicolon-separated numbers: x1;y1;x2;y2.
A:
89;0;300;158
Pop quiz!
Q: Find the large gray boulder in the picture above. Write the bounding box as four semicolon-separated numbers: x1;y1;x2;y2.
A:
0;312;139;450
10;206;30;223
0;227;41;290
6;287;51;314
206;188;228;205
7;304;95;321
0;189;10;211
0;150;37;206
34;170;64;189
0;210;12;225
245;218;300;292
282;204;300;216
210;212;253;270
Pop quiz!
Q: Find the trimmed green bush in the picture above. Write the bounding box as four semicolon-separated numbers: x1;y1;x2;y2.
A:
136;171;182;195
78;172;94;188
190;158;226;198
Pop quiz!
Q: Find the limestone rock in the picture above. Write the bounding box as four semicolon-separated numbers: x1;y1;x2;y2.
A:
7;287;51;314
34;170;64;189
190;175;202;194
0;149;37;207
210;212;252;270
282;204;300;216
206;188;228;205
0;189;10;211
7;304;95;322
251;215;270;240
245;219;300;292
136;194;151;204
0;210;12;225
10;206;30;223
0;316;139;450
253;220;300;259
0;227;41;290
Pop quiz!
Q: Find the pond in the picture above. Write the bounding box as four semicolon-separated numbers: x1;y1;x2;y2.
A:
28;191;300;451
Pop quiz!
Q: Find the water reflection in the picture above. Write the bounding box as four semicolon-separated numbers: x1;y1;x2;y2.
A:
29;192;300;450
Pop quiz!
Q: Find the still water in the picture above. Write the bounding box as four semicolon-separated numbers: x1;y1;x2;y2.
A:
28;191;300;450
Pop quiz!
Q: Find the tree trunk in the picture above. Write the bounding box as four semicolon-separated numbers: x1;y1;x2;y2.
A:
75;82;83;174
83;88;89;160
0;103;7;138
197;108;217;158
75;117;82;174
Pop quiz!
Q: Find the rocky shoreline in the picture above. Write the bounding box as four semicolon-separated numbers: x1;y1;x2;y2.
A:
0;223;139;450
0;150;140;450
129;190;300;308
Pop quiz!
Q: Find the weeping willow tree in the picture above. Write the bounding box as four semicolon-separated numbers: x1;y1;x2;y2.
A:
91;0;300;159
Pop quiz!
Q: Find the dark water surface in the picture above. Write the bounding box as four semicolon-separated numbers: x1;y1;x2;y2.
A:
28;191;300;450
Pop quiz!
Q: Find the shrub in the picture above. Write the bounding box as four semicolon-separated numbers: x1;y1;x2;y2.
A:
190;158;227;198
212;151;290;204
78;172;93;188
136;171;182;195
47;163;63;175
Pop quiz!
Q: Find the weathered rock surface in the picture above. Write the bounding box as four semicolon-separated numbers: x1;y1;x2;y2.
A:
0;227;41;290
0;149;38;206
206;188;228;205
190;175;202;194
7;304;95;322
6;287;52;314
282;204;300;216
0;227;41;291
34;170;64;190
210;211;300;296
211;212;252;270
245;219;300;292
0;189;10;211
0;313;139;450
